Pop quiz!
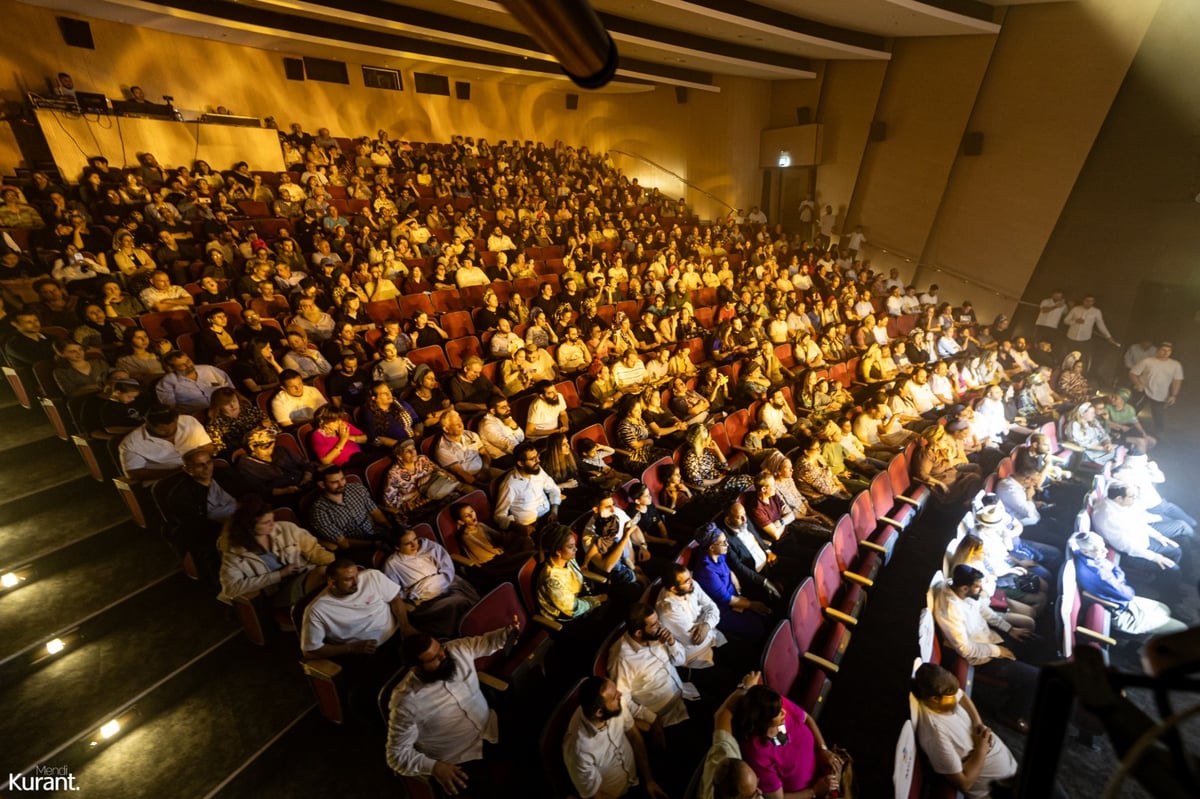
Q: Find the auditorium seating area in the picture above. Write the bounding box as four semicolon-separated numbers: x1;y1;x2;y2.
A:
1;127;1194;797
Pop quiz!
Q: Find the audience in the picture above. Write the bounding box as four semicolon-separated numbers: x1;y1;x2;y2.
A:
11;129;1195;798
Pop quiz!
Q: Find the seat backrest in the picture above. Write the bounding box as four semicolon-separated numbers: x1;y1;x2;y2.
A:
1058;556;1079;659
407;345;450;374
723;409;751;449
517;557;540;616
555;380;581;409
762;619;800;697
440;310;475;339
996;458;1013;481
887;452;912;495
364;456;391;505
893;719;918;799
460;581;527;641
708;421;734;457
831;515;858;572
810;543;842;608
436;490;493;555
917;608;935;664
849;491;877;544
789;578;824;651
445;335;483;369
869;471;895;519
571;423;608;453
399;294;436;318
593;623;626;678
540;679;587;799
640;456;674;504
365;300;402;325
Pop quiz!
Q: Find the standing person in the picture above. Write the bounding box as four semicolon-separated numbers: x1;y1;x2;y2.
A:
1129;342;1183;436
1033;290;1067;350
1063;295;1118;374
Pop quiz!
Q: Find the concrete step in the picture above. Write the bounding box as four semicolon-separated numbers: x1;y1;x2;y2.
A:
0;437;88;505
39;637;314;799
0;573;237;777
0;399;55;451
213;710;398;799
0;476;127;574
0;522;179;663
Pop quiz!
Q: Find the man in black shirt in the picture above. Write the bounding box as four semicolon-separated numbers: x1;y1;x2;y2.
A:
326;351;370;409
447;356;503;417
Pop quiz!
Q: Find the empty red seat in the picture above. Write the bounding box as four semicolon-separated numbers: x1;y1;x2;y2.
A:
812;542;866;626
407;345;451;374
445;336;484;368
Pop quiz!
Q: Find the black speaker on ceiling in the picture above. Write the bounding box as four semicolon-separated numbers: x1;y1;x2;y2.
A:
869;121;887;142
566;93;579;110
675;86;688;104
57;17;94;49
283;58;305;81
962;131;984;156
796;106;812;126
455;81;470;100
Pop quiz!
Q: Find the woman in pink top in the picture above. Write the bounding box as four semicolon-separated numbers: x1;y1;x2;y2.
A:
733;685;842;798
309;405;369;468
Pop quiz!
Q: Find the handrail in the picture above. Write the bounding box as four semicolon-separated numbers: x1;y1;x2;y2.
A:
607;148;734;214
867;239;1039;309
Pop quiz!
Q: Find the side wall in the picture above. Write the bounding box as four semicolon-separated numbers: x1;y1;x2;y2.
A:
0;3;774;219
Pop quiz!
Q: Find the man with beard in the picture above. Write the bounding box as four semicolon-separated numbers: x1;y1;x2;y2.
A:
758;388;803;451
564;676;668;799
477;394;525;466
385;622;519;796
493;442;560;537
525;380;570;441
309;465;394;560
655;564;727;671
556;324;592;375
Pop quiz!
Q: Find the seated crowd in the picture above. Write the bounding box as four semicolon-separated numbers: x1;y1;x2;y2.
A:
1;126;1190;799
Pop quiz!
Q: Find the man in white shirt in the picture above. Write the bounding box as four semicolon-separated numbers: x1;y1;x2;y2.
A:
493;443;560;535
1129;342;1184;435
884;286;906;317
454;258;489;288
1034;289;1066;347
155;351;233;414
477;395;525;463
905;368;939;415
1092;483;1182;571
644;348;671;387
759;389;801;449
933;565;1036;726
525;380;569;441
434;410;500;487
918;284;940;308
383;528;480;638
271;369;327;427
556;325;592;374
655;565;727;670
613;349;648;392
608;603;696;737
486;226;516;254
1113;453;1195;535
912;662;1017;799
489;318;524;359
300;560;415;660
523;342;558;383
386;623;519;795
139;270;195;312
563;677;666;799
118;407;213;481
928;361;957;406
1063;294;1116;372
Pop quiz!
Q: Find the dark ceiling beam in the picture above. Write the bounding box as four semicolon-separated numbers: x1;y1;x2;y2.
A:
598;13;813;72
149;0;714;86
677;0;890;51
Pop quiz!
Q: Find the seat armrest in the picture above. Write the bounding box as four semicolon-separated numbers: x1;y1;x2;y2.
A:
478;672;510;692
802;651;840;673
842;570;873;588
1075;626;1117;646
533;614;564;632
859;540;888;554
1080;590;1121;611
895;494;921;507
300;658;343;679
878;514;904;528
450;554;473;567
823;607;858;626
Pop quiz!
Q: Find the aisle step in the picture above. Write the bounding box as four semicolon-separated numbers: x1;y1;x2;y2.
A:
0;400;54;450
0;438;88;505
0;573;237;776
0;476;127;573
213;710;397;799
41;638;314;798
0;523;179;662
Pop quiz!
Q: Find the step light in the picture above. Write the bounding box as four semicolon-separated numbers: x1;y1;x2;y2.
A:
86;709;137;750
29;629;80;668
1;565;34;592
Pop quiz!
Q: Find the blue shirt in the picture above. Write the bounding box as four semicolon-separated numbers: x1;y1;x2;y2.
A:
1074;552;1135;609
691;552;737;606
